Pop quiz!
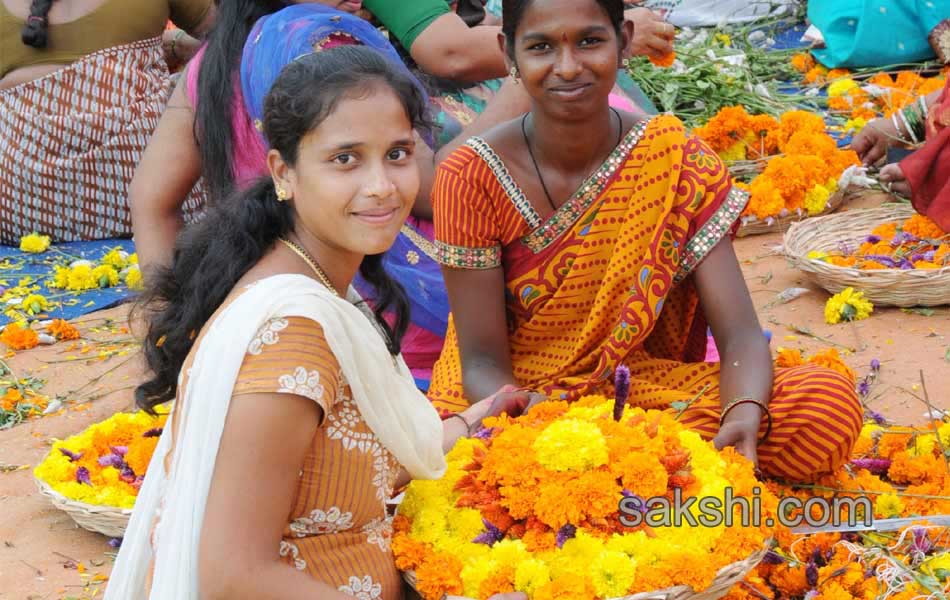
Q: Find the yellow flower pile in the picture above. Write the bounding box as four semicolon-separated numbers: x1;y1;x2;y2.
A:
695;108;860;221
824;287;874;324
47;248;140;292
19;233;50;254
34;410;167;509
393;397;778;600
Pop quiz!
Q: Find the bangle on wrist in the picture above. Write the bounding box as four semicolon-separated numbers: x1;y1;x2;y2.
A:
719;396;773;445
446;412;476;436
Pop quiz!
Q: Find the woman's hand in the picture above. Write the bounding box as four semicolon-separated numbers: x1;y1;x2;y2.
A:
852;117;900;166
624;8;675;60
712;403;762;466
879;162;912;196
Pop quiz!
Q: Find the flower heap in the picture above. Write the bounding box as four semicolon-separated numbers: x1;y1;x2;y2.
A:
775;347;856;381
34;410;167;508
727;413;950;600
1;319;82;352
695;107;860;221
823;288;874;325
809;214;950;271
48;246;143;292
0;380;48;428
393;389;778;600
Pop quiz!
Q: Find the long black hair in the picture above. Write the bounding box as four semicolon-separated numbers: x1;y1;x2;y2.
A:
501;0;624;57
21;0;54;48
136;46;429;413
194;0;286;203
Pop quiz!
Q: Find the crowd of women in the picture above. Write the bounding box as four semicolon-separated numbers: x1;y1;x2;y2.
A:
2;0;949;598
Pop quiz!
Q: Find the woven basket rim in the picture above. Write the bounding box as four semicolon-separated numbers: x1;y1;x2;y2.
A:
35;475;134;515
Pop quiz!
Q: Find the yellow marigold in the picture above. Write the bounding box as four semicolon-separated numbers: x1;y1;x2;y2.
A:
19;233;50;253
101;248;130;270
804;183;832;216
591;551;636;598
20;294;49;316
46;319;81;341
808;348;856;383
125;266;144;291
824;287;873;324
719;142;747;162
844;117;868;133
533;419;608;472
515;558;551;598
91;265;119;288
129;253;139;264
828;78;859;97
66;264;98;291
0;323;38;350
873;493;904;518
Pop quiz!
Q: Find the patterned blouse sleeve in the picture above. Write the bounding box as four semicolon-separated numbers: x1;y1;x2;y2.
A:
233;317;342;426
432;147;503;270
673;134;750;281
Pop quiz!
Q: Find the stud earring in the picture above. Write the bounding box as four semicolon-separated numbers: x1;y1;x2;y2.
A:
276;186;289;202
509;65;520;83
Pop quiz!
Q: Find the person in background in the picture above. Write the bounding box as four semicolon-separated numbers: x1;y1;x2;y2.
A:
0;0;215;244
853;82;950;231
106;40;529;600
427;0;863;481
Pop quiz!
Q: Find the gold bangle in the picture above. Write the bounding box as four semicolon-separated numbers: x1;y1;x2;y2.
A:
719;397;773;445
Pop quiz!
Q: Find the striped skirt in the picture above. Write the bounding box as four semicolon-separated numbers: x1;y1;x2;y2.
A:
0;37;204;244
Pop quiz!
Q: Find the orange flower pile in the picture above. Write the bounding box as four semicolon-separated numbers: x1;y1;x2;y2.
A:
696;107;860;221
45;319;81;341
726;416;950;600
394;396;778;599
810;214;950;270
775;347;856;382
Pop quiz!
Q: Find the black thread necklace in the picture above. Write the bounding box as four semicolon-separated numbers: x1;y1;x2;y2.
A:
520;107;623;213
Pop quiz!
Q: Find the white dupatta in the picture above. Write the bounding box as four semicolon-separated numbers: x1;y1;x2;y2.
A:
105;274;446;599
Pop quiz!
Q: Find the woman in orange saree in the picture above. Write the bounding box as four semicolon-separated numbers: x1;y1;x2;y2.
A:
427;0;863;481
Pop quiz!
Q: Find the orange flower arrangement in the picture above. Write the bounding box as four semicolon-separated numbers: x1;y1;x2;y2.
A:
393;391;777;600
810;214;949;270
0;322;39;350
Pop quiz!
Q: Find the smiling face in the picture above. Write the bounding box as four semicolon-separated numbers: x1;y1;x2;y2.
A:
505;0;631;121
269;82;419;261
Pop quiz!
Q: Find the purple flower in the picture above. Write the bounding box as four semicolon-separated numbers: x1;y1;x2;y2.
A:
870;358;881;371
865;254;900;268
473;519;504;547
472;427;494;440
59;448;83;462
556;523;577;548
762;550;784;565
857;380;871;398
865;235;881;244
891;231;918;246
899;258;915;270
119;466;137;483
804;590;819;600
142;428;163;438
108;538;122;549
924;250;936;262
912;527;933;554
868;410;887;426
621;490;649;513
76;466;92;486
850;457;891;475
613;365;630;422
805;562;819;587
110;446;128;456
97;454;125;468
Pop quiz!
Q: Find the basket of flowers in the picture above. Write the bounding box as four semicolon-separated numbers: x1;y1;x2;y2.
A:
392;376;776;600
33;409;167;537
783;204;950;307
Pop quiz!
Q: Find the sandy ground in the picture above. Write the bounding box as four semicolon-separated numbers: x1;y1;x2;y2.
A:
0;192;947;599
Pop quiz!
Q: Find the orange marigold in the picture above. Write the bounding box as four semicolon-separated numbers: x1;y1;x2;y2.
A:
775;348;805;368
903;214;947;239
478;566;516;599
534;573;597;600
0;323;39;351
414;552;463;600
46;319;81;341
613;451;669;497
1;387;24;411
808;348;856;384
649;51;676;67
392;534;430;571
791;52;816;73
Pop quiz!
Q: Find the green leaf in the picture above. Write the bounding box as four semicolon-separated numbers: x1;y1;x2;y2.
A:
670;401;690;412
902;307;935;317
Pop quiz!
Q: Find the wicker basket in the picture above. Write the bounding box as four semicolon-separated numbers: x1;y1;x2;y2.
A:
35;477;131;538
736;189;847;238
783;204;950;307
403;544;768;600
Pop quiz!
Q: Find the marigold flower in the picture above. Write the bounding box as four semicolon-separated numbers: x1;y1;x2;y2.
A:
92;265;119;288
19;233;50;253
20;294;49;316
649;51;676;67
824;287;873;324
46;319;81;341
125;266;144;291
873;492;904;518
0;323;39;350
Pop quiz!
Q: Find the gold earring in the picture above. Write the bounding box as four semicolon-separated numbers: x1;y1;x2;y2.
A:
275;186;289;202
509;65;520;83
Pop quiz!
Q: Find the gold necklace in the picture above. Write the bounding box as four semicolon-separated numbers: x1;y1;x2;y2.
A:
278;238;340;297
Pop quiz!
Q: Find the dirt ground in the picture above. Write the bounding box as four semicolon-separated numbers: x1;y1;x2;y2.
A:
0;192;947;599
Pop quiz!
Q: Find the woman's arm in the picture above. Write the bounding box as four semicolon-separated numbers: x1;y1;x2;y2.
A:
129;72;202;274
199;392;353;599
406;14;508;82
693;237;773;466
442;266;521;402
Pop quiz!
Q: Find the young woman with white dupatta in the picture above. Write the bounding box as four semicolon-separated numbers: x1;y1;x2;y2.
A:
105;45;529;600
